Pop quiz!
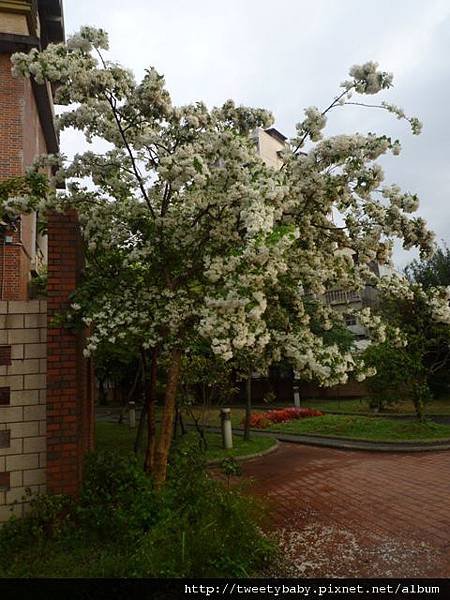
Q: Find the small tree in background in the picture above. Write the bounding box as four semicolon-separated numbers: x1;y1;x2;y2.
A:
406;244;450;289
403;244;450;397
364;341;417;412
10;28;442;484
364;277;450;419
179;349;238;449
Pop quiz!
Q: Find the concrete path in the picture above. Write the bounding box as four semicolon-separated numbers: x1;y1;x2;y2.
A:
240;443;450;577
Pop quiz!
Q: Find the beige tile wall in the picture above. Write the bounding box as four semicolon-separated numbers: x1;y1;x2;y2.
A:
0;300;47;522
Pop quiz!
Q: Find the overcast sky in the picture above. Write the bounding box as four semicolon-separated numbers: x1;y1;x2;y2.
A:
62;0;450;268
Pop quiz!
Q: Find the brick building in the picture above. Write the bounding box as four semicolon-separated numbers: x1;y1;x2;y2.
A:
0;0;93;522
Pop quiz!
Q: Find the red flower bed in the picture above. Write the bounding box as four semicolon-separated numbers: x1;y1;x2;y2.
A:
247;407;324;429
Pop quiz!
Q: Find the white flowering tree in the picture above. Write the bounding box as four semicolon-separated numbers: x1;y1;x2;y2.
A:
9;28;441;485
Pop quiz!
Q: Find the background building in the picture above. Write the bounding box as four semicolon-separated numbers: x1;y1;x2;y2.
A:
0;0;63;300
253;127;287;169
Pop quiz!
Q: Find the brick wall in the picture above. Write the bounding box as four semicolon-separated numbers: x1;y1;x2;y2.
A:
0;52;47;301
0;54;23;180
300;380;369;399
1;4;94;518
0;299;47;522
46;210;94;496
0;53;25;300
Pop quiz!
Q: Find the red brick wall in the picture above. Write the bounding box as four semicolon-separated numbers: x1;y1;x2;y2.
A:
1;38;94;502
0;53;47;300
0;54;23;179
0;472;10;490
237;377;368;403
0;345;12;365
300;381;369;399
46;210;94;495
0;53;23;300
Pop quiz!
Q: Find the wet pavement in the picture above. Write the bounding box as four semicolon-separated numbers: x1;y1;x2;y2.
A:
240;443;450;577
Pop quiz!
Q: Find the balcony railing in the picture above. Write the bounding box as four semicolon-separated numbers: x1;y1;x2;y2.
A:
325;289;362;305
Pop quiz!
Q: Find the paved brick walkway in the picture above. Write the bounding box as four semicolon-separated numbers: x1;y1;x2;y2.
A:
240;443;450;577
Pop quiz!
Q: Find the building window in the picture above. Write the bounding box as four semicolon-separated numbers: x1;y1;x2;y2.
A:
345;314;357;326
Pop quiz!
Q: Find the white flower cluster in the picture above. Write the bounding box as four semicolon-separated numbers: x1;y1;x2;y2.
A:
346;62;393;95
357;307;387;343
295;106;327;143
381;102;423;135
377;274;415;302
376;276;450;327
1;195;30;215
382;185;419;213
67;26;109;52
428;287;450;325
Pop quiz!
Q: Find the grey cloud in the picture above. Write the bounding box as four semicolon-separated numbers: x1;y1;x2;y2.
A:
62;0;450;267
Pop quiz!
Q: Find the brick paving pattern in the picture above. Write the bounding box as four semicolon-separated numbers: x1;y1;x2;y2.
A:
240;443;450;577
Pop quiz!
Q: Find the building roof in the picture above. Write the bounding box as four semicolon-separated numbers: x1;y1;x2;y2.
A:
38;0;65;47
0;1;64;50
0;1;64;154
265;128;288;144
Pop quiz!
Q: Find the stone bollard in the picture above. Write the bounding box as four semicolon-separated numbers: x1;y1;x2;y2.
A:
220;408;233;449
128;401;136;429
293;384;301;408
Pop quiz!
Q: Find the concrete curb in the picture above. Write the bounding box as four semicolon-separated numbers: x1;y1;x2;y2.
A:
324;410;450;423
271;433;450;453
207;439;280;466
201;425;450;453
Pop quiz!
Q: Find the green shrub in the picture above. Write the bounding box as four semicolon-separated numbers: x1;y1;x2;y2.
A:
0;491;72;552
29;268;48;298
0;442;274;578
364;342;408;411
76;451;160;541
132;439;273;577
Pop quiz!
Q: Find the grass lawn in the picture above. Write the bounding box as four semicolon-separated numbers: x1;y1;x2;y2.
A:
151;406;245;428
265;414;450;442
101;400;450;444
177;399;450;428
305;397;450;416
96;421;276;462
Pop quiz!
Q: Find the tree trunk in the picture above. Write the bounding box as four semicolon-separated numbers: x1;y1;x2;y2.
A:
413;379;426;422
134;357;147;454
119;363;141;424
144;350;158;472
173;405;179;440
152;349;182;488
113;381;119;405
98;378;107;406
188;406;208;451
179;411;186;436
134;400;147;454
244;371;252;442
